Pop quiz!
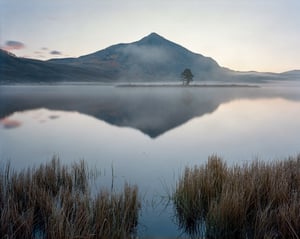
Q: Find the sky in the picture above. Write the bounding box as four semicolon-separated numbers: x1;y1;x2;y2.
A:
0;0;300;73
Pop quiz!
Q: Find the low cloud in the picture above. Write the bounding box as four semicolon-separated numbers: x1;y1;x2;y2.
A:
121;45;170;63
50;50;62;55
3;40;25;50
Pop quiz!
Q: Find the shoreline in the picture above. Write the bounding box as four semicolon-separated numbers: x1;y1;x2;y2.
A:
117;83;260;88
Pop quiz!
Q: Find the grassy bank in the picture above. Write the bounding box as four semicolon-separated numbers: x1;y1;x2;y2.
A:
173;155;300;239
0;158;140;239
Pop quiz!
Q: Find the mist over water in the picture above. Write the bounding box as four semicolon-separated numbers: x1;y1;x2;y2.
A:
0;83;300;237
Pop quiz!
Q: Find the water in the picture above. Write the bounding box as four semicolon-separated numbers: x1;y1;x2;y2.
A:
1;83;300;237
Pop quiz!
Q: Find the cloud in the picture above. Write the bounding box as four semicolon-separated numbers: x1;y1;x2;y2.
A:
41;47;48;50
3;40;25;50
50;50;62;55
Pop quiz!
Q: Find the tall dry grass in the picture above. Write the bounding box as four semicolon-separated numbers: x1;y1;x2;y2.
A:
0;158;140;239
173;155;300;239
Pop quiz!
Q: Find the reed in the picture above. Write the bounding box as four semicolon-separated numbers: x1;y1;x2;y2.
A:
0;158;140;239
173;155;300;239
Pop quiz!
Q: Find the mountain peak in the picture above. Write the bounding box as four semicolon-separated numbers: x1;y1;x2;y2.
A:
147;32;163;38
137;32;169;46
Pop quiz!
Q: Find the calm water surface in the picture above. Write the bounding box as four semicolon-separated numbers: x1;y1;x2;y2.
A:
0;84;300;237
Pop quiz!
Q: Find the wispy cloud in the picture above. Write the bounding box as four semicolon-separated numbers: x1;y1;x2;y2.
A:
50;50;62;55
34;51;46;58
3;40;25;50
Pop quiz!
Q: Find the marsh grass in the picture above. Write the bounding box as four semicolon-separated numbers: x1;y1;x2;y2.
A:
0;158;140;239
173;155;300;239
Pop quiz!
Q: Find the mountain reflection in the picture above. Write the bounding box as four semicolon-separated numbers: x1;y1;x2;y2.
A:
0;85;300;137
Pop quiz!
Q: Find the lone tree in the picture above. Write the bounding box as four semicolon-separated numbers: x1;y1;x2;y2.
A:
181;68;194;86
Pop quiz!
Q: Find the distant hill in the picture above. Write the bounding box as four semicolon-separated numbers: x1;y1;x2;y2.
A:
0;49;112;83
0;33;298;83
279;70;300;80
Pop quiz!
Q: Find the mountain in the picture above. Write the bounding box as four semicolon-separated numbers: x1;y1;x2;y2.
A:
48;32;224;82
0;33;298;83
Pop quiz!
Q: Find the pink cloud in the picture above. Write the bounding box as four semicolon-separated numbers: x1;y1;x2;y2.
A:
3;40;25;51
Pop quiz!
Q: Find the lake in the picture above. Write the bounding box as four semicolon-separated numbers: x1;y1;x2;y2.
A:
0;83;300;238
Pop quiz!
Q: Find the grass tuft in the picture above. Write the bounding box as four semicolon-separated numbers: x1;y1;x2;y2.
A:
173;155;300;239
0;157;140;239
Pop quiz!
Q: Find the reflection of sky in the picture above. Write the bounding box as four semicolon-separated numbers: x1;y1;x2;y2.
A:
158;98;300;165
1;98;300;237
1;98;300;179
0;117;22;129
